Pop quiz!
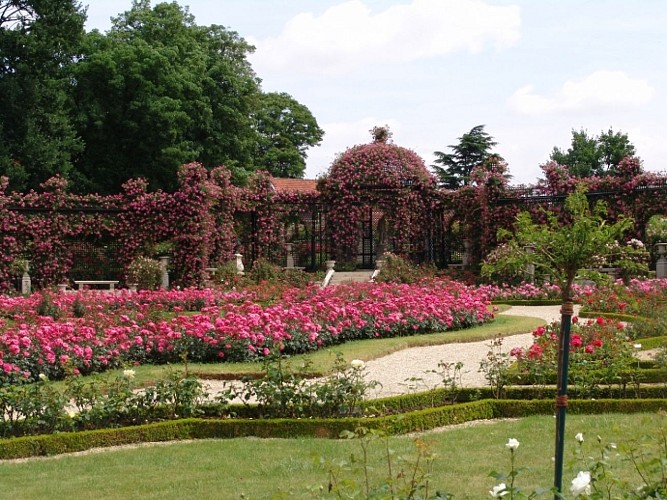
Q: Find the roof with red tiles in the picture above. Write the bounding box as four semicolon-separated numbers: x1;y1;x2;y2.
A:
270;177;319;193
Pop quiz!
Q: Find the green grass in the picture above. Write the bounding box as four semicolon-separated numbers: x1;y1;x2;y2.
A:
3;412;665;499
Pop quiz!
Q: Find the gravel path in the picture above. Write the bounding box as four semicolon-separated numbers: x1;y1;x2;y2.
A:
202;305;578;401
360;305;576;398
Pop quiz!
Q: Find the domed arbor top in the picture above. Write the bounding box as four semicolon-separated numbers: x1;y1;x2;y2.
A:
319;126;437;195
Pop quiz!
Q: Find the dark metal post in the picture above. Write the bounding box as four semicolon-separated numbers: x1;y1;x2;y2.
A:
554;301;574;497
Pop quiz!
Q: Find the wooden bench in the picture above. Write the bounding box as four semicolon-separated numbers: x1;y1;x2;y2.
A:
74;280;119;292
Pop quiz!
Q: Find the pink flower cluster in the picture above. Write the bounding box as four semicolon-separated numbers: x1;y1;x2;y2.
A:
0;280;492;383
479;282;563;301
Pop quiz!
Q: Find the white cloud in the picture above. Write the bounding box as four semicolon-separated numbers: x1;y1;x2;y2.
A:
249;0;521;76
508;70;655;115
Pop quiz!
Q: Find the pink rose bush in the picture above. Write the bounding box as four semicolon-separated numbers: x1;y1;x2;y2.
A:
478;282;562;301
0;279;492;384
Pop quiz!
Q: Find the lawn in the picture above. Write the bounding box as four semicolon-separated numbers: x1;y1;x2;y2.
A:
2;413;664;499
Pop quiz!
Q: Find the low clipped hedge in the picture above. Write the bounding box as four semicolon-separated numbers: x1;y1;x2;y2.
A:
636;336;667;350
508;367;667;386
577;310;643;322
2;398;666;460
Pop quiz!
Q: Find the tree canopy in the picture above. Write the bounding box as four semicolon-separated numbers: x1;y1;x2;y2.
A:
549;128;639;178
0;0;324;194
0;0;87;191
253;92;324;178
482;185;649;300
431;125;501;189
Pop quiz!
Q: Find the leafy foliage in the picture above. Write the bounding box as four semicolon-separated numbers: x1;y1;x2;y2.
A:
320;126;438;263
549;128;639;178
0;0;86;191
482;185;648;300
1;0;323;194
431;125;501;188
253;91;324;178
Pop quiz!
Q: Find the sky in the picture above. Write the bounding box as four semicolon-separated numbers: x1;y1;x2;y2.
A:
83;0;667;185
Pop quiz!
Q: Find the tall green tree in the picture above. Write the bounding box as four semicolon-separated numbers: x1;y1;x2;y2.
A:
0;0;86;191
71;0;261;193
253;92;324;178
481;185;648;495
549;128;638;177
431;125;500;188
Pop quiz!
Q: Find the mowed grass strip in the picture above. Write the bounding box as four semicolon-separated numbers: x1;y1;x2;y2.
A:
3;413;664;499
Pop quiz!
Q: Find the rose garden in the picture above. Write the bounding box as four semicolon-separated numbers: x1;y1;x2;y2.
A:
3;133;667;498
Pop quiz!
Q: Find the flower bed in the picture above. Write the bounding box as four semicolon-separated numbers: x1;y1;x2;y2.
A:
0;279;493;384
508;316;643;389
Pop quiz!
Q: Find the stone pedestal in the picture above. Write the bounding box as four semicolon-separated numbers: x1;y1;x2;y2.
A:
285;244;295;268
235;253;245;275
159;256;170;289
462;239;471;267
21;272;31;295
325;260;336;271
524;245;535;283
656;243;667;278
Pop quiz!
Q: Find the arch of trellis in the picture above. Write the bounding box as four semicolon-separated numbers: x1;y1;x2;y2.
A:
2;157;667;290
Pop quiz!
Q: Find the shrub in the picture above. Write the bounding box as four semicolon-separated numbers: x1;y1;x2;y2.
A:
221;353;379;419
126;256;163;290
246;257;282;283
375;252;431;284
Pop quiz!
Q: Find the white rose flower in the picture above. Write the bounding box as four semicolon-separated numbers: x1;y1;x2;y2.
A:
505;438;520;450
489;483;508;497
570;471;591;496
123;369;136;379
38;373;48;382
575;432;584;443
350;359;365;369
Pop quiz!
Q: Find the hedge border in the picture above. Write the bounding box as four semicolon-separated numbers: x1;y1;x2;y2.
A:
2;398;666;461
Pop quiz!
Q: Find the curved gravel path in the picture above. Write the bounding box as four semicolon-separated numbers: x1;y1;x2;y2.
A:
361;305;577;398
203;305;578;401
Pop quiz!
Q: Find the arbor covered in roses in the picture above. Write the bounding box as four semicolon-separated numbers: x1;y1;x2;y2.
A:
318;126;440;265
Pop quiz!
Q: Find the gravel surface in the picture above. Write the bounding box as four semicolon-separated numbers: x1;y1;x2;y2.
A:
202;305;579;401
360;305;577;398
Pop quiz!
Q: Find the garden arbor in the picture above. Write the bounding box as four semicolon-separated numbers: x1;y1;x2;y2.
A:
318;127;440;268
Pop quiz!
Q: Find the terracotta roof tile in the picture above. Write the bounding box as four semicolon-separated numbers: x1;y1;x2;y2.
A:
270;177;319;193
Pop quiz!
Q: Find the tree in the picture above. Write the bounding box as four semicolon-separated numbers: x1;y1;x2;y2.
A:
69;1;323;193
253;92;324;178
0;0;87;191
70;0;262;193
431;125;500;189
549;128;638;177
481;185;648;495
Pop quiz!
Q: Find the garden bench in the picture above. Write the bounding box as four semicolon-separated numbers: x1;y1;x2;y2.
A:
74;280;119;292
